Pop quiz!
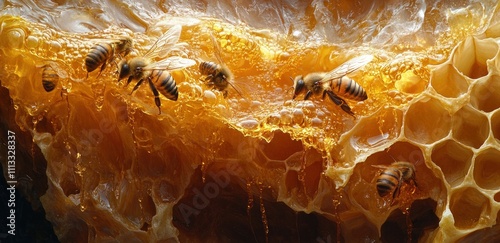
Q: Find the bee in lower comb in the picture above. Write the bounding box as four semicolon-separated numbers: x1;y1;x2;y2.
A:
39;62;68;93
373;162;417;202
118;25;195;114
292;55;373;117
41;64;59;92
85;37;133;78
199;32;243;98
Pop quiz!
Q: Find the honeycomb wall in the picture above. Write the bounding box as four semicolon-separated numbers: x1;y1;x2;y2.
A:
1;13;500;243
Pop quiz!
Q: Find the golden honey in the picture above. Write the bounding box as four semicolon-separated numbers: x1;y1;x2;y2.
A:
1;2;500;242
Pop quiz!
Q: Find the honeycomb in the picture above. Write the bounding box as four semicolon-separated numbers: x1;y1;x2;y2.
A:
1;2;500;242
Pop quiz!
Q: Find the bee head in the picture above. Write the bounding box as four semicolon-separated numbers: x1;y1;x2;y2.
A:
292;76;304;99
118;60;130;81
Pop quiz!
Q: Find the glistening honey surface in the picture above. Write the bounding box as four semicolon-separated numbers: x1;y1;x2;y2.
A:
1;1;500;242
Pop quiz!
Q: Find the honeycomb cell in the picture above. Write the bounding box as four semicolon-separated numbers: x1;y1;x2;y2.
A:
494;191;500;202
449;187;491;229
451;105;489;149
381;199;439;243
451;37;498;79
470;75;500;112
349;142;440;213
347;107;403;149
173;168;338;242
431;139;473;187
430;64;469;98
491;109;500;142
404;97;451;144
262;130;303;161
473;147;500;190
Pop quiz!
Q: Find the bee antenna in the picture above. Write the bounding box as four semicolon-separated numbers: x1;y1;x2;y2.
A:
387;152;397;163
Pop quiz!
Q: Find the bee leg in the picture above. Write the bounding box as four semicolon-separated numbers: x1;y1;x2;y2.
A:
96;62;107;79
389;176;404;206
411;176;418;190
125;76;134;86
325;90;355;117
130;78;145;95
148;78;161;114
303;90;313;100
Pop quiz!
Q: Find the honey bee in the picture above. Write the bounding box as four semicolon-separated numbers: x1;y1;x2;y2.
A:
39;62;68;93
42;64;59;92
373;162;417;201
199;33;242;97
85;37;133;78
118;25;195;114
292;55;373;116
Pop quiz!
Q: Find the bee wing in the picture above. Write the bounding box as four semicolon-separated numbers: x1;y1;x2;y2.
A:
86;38;128;45
210;32;225;64
371;164;389;170
38;62;68;78
143;25;182;60
321;55;374;83
143;56;196;71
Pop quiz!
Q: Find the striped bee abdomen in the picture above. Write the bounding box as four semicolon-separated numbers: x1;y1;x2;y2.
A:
42;65;59;92
85;43;112;73
376;167;401;197
336;76;368;101
151;70;178;101
199;61;218;76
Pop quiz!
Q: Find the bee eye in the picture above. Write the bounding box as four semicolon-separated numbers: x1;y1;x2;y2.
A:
293;77;305;96
119;62;130;80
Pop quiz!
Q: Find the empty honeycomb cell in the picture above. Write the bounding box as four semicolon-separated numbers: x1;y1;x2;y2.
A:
430;64;469;98
431;139;473;187
451;36;498;79
395;70;427;94
404;97;451;144
347;107;403;149
303;151;324;199
173;168;338;242
262;130;303;160
449;187;491;229
495;191;500;202
491;109;500;142
380;199;439;243
451;105;489;149
339;212;379;243
470;75;500;112
473;147;500;190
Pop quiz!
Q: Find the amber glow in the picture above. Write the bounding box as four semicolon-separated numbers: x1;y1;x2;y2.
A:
1;1;500;242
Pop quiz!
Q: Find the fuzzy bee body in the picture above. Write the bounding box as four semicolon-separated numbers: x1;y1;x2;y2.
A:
332;76;368;101
150;70;178;102
292;55;373;117
42;64;59;92
199;32;243;98
199;61;219;76
375;162;416;199
199;61;234;96
117;25;195;114
85;37;132;77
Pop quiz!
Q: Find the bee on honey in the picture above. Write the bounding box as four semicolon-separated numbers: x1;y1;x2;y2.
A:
118;25;195;114
199;33;243;98
373;162;417;202
41;64;59;92
39;62;68;93
85;37;133;78
292;54;373;117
